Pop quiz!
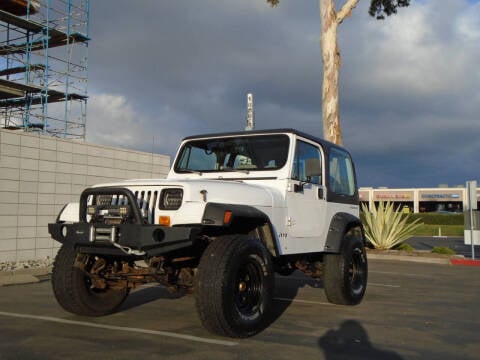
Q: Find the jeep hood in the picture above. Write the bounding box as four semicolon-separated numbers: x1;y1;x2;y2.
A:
91;178;277;207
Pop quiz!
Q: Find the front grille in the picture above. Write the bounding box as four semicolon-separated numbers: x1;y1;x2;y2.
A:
134;190;159;223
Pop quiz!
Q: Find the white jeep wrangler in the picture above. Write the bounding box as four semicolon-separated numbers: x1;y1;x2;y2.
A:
49;128;367;338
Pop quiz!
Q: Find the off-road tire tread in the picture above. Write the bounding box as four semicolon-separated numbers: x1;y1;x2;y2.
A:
195;235;273;338
51;244;129;316
323;230;367;305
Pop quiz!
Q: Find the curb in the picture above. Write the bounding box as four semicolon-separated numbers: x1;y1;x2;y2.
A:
367;253;452;265
0;267;52;287
450;258;480;267
0;274;41;286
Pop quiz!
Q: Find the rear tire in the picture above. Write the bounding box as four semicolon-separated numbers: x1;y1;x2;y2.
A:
323;230;368;305
51;245;129;316
195;235;274;338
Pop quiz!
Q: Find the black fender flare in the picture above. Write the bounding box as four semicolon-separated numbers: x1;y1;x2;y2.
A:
324;212;365;253
201;202;279;256
201;202;270;227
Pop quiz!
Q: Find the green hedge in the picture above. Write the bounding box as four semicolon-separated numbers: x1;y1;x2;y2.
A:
407;213;464;225
414;224;464;237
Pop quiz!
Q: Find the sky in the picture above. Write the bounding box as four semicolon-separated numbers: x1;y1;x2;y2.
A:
85;0;480;188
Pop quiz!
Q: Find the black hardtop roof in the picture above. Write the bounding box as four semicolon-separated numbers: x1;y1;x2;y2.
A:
182;128;348;152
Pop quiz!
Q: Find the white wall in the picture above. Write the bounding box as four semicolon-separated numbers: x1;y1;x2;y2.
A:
0;129;170;262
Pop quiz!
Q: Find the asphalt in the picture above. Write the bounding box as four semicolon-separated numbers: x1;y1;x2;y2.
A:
1;260;479;359
406;236;480;258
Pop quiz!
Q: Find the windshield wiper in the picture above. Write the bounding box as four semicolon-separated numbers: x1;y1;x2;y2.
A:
181;169;203;175
229;169;250;174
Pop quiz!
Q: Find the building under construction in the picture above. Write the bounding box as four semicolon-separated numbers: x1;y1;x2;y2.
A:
0;0;89;139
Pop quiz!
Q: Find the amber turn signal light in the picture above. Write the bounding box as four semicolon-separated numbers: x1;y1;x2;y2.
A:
159;216;171;227
223;210;232;225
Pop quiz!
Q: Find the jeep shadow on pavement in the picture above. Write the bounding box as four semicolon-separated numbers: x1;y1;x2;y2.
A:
48;128;368;338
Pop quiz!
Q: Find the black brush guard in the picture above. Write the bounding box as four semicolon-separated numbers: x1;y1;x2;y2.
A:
48;187;196;257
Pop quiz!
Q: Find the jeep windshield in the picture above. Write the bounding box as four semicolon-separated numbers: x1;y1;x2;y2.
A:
175;134;290;173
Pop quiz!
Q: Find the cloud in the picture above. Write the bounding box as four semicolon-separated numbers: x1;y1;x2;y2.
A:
86;94;139;147
337;0;480;186
86;92;186;157
456;1;480;42
85;0;480;188
345;0;476;97
88;0;323;128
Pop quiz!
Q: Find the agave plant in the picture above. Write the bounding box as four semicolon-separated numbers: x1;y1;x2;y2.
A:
360;201;423;250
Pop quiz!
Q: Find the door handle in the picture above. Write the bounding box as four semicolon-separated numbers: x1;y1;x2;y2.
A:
318;187;325;200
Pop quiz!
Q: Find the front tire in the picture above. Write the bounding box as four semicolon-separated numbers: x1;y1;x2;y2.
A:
51;245;129;316
195;235;274;338
323;229;368;305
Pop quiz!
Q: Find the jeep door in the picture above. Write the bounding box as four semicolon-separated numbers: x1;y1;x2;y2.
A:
285;138;327;253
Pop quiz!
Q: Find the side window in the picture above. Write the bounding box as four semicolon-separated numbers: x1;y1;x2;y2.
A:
329;148;355;196
291;140;322;184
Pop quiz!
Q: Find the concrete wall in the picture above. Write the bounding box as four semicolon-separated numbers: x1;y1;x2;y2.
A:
0;129;170;262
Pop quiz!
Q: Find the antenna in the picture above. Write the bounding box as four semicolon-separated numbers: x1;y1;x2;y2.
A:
245;92;254;131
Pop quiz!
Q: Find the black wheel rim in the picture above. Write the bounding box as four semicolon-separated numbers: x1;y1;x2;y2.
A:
349;248;366;296
234;255;264;318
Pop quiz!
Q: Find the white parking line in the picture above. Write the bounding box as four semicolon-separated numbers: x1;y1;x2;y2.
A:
370;270;430;278
278;275;400;289
0;311;238;347
274;282;398;306
369;282;400;288
274;297;333;306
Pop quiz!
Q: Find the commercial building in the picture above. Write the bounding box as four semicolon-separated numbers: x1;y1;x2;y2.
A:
359;186;479;213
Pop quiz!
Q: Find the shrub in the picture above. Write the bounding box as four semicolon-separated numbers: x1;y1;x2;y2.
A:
395;243;415;252
414;224;464;237
431;246;456;255
408;213;464;225
361;201;423;250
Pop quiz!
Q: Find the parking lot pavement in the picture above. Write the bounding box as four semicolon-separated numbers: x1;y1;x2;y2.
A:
406;236;480;259
0;258;479;360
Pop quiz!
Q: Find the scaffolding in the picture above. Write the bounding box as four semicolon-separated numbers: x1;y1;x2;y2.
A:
0;0;89;139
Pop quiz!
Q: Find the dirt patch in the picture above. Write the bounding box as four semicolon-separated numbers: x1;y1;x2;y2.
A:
366;248;462;259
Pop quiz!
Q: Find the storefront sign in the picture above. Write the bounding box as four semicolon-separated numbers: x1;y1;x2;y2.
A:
421;193;460;199
376;194;411;199
373;192;412;201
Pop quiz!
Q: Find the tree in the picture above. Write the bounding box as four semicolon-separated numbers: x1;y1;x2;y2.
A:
267;0;410;145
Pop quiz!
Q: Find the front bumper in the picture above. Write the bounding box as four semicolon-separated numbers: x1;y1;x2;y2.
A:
48;222;196;257
49;186;197;257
